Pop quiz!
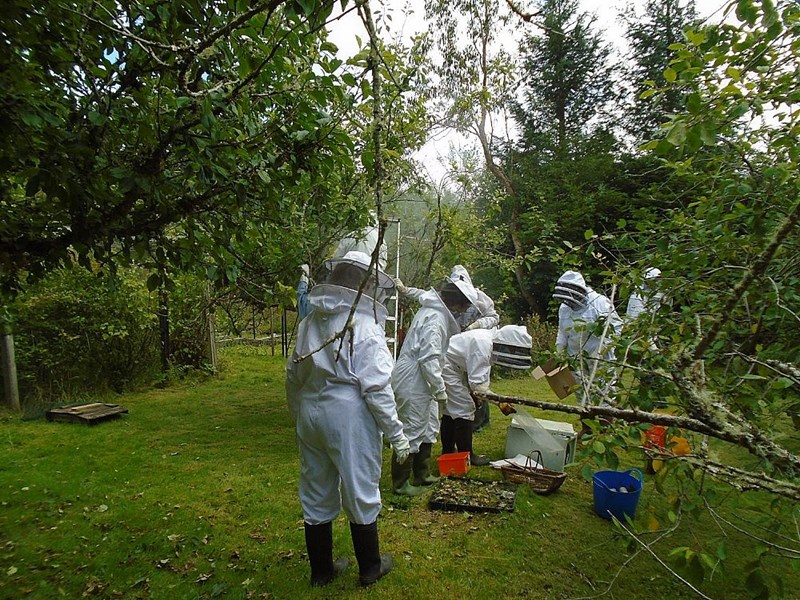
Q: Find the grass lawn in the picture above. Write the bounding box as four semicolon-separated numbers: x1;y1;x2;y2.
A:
1;346;797;599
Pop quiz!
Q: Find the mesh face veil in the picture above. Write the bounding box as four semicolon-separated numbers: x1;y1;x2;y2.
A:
553;271;588;310
491;325;533;369
324;251;395;304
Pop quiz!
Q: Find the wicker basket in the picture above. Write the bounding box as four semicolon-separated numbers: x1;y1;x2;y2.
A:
500;450;567;495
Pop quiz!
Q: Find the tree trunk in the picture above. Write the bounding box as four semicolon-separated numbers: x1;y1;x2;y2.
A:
475;123;541;316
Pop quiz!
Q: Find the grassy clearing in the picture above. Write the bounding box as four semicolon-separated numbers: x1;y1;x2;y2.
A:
1;346;797;599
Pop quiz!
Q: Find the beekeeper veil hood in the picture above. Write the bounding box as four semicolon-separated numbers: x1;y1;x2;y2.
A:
554;270;589;311
324;250;395;304
443;270;478;307
491;325;533;369
449;265;474;288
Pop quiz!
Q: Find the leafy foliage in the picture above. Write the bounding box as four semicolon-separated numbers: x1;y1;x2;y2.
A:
621;0;699;144
11;267;159;407
0;0;360;295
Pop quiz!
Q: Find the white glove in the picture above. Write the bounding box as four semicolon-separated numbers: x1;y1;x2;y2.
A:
392;436;410;464
433;389;448;405
472;382;491;395
393;277;408;295
299;263;310;284
465;321;481;331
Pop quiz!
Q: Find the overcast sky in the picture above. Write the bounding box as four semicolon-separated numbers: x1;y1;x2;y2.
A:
327;0;732;184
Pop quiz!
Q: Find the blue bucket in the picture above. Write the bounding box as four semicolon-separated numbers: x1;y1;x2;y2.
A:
593;469;643;521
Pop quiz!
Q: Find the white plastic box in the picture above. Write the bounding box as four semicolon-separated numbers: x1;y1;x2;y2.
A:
504;415;578;472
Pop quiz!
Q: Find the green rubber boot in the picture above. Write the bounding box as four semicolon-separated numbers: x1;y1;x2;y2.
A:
391;451;427;496
412;442;440;486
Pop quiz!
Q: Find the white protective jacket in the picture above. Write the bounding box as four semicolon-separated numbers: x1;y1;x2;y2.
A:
286;284;404;525
555;273;623;405
441;329;494;421
392;289;460;452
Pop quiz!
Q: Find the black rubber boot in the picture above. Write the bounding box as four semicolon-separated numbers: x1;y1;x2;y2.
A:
472;401;490;432
440;415;456;454
391;451;426;496
454;418;489;466
350;521;393;587
304;521;349;587
412;442;439;486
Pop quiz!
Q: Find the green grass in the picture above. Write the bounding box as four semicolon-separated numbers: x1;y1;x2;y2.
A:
1;347;797;599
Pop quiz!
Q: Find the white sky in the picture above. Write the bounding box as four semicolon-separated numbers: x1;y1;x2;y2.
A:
327;0;731;184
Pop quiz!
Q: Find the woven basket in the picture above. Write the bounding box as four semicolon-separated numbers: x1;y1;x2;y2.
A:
500;450;567;495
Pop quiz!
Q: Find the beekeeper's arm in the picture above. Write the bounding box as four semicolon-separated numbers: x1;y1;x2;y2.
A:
417;317;448;401
465;291;500;330
354;333;410;462
464;336;492;394
393;278;426;303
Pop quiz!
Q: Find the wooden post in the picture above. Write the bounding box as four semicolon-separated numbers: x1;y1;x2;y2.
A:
282;309;288;357
270;306;275;356
205;283;218;372
1;325;20;411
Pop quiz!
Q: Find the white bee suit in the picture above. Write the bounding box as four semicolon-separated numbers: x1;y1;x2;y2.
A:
441;329;494;420
286;284;405;526
555;271;623;406
392;289;460;452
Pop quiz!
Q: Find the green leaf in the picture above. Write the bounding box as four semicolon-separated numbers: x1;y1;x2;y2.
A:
716;539;728;561
699;122;716;146
665;122;687;146
686;93;702;114
88;111;106;126
592;441;605;454
725;66;741;81
146;273;161;292
584;229;594;241
745;569;768;598
663;67;677;83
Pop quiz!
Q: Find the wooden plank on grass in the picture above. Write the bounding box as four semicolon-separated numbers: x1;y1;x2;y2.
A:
46;403;128;425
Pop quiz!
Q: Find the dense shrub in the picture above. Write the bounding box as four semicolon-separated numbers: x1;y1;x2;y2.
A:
11;267;160;404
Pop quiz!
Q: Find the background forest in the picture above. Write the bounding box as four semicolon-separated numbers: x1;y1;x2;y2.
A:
2;0;800;597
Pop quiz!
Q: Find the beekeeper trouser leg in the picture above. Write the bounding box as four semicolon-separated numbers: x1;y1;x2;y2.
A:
391;451;426;496
304;521;349;587
454;418;489;466
350;520;393;587
440;415;456;453
412;442;439;486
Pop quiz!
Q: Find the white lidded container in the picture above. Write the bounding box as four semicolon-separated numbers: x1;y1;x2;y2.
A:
504;410;578;472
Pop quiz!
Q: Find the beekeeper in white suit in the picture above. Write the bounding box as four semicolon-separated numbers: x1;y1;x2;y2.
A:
286;251;409;588
391;275;477;495
554;270;623;408
626;267;664;349
395;265;500;431
440;325;533;465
